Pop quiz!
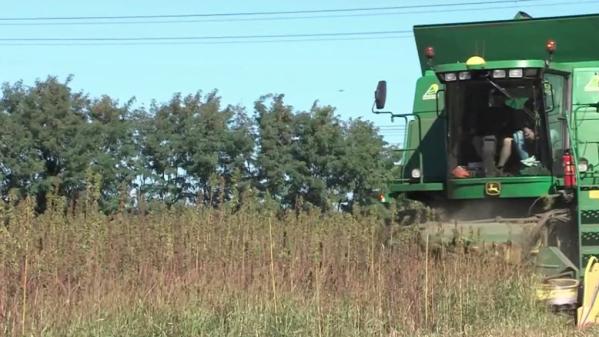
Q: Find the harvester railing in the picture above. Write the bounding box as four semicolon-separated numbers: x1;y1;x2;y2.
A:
388;113;424;184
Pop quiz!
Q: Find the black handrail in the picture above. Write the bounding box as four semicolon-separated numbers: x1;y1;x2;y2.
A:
389;113;423;184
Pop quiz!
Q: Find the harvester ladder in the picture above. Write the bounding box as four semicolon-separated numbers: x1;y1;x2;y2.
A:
578;195;599;268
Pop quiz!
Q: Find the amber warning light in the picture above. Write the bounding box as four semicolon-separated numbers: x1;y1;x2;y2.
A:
424;46;435;59
546;39;557;54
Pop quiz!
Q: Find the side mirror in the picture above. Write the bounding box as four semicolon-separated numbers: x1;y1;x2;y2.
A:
374;80;387;110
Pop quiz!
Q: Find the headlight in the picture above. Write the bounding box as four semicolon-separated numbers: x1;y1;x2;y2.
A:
524;68;538;77
458;71;471;80
444;73;457;82
579;158;589;173
492;69;506;78
411;168;421;179
509;69;523;78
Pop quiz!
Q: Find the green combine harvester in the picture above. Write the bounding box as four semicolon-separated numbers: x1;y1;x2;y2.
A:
373;12;599;326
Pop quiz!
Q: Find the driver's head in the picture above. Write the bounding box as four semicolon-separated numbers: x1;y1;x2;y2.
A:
523;127;535;140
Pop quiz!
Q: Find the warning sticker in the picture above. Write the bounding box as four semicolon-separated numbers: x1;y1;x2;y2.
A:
585;75;599;92
422;83;439;100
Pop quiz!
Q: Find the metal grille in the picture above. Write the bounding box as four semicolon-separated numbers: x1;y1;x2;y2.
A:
582;231;599;246
582;210;599;224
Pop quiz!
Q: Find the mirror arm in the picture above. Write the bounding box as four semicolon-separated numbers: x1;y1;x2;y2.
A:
372;102;395;117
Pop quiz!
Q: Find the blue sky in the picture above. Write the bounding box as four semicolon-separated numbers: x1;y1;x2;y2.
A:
1;0;598;145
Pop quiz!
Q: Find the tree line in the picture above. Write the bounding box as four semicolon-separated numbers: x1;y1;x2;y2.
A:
0;76;398;213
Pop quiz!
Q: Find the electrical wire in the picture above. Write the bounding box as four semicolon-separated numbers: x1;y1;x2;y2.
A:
0;0;592;46
0;0;541;21
0;35;413;46
0;0;576;26
0;30;412;42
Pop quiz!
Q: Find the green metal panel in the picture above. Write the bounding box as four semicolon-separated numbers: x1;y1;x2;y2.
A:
414;14;599;74
572;68;599;178
412;70;444;114
398;71;447;182
573;68;599;104
402;116;446;181
578;189;599;211
388;182;443;193
447;176;554;199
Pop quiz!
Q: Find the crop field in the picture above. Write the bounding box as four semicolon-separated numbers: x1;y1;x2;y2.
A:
0;197;592;337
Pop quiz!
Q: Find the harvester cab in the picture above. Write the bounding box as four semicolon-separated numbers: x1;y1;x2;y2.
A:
374;13;599;322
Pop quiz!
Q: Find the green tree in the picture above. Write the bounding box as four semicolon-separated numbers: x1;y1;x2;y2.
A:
87;95;142;210
254;94;297;206
287;103;346;211
0;77;92;210
337;119;392;212
140;91;255;206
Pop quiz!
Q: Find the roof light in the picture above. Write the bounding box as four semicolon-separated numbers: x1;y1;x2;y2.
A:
466;56;486;66
492;70;506;78
546;39;557;54
509;69;523;78
459;71;471;80
524;68;539;77
411;168;421;179
424;46;435;59
444;73;457;82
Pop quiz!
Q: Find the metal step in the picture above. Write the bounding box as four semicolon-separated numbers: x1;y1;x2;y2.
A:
581;246;599;256
582;223;599;230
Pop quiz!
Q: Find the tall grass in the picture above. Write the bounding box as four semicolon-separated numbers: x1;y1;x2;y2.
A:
0;195;583;336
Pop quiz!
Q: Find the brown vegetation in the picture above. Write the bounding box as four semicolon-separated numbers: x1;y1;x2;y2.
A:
0;196;585;336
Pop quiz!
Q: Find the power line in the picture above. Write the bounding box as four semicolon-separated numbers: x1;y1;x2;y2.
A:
0;0;574;27
0;0;591;26
0;30;412;42
0;0;539;21
0;35;414;47
0;0;591;47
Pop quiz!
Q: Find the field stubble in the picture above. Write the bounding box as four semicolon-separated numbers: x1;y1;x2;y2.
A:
0;197;590;336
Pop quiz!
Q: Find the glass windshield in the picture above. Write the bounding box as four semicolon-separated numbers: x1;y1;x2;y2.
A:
445;76;550;178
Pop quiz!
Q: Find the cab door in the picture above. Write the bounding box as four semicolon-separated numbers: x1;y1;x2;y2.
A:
544;71;569;176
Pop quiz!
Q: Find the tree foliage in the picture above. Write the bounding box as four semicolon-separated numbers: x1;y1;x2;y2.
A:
0;78;394;213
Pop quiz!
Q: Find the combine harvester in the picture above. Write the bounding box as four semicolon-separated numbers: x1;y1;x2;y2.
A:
373;12;599;327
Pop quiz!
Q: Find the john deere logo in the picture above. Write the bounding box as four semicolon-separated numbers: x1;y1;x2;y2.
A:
485;182;501;196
